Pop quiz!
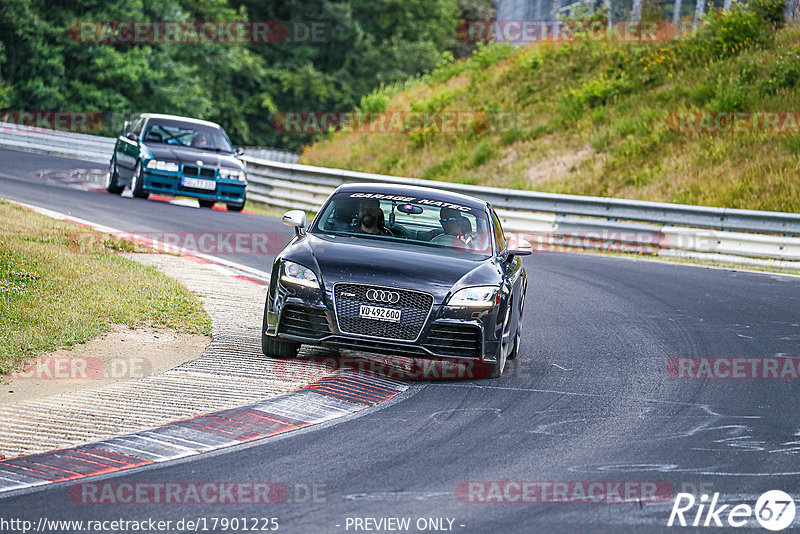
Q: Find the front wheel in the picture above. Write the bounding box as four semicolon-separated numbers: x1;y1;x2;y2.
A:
261;311;300;358
106;159;124;195
227;192;246;212
489;302;513;378
130;161;148;199
508;291;524;361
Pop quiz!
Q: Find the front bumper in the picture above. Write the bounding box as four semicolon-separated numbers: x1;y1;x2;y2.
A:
141;170;246;204
265;280;502;362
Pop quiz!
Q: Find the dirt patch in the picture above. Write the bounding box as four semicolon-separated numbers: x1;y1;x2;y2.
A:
526;145;599;188
1;325;210;404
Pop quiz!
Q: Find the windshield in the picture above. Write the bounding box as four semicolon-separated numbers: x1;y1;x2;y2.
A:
142;120;234;153
310;192;493;258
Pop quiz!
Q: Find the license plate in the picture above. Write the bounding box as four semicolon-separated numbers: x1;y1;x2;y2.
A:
359;305;401;323
181;177;216;190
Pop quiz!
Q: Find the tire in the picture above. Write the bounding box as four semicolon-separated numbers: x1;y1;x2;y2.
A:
130;161;149;199
508;291;524;361
106;159;124;195
261;310;300;358
198;200;216;208
227;192;246;212
489;300;513;378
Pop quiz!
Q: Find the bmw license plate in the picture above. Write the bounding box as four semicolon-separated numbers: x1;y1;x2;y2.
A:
181;177;216;190
359;305;401;323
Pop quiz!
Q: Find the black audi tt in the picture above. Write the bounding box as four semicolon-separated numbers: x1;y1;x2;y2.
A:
262;183;529;378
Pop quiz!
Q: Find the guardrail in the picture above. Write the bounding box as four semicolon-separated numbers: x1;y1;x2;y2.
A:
0;122;115;163
242;158;800;262
1;122;799;263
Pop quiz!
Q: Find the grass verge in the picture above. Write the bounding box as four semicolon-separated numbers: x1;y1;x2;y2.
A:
302;2;800;213
0;201;212;375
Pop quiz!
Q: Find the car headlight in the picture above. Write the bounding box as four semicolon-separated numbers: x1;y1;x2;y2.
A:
145;160;180;172
448;286;500;307
280;260;319;289
220;168;246;181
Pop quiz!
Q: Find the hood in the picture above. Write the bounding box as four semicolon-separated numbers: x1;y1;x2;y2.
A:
288;234;501;301
144;143;243;169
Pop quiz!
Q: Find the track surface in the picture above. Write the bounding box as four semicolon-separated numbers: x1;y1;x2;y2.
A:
1;149;800;532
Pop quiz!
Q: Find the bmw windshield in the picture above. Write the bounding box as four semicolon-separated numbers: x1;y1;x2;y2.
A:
310;191;493;258
142;119;234;153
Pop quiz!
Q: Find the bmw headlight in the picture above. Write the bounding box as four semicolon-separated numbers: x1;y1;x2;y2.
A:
280;260;319;289
448;286;500;308
145;160;180;172
220;168;247;182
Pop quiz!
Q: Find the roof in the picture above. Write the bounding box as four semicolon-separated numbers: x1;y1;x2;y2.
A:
334;182;488;210
139;113;221;128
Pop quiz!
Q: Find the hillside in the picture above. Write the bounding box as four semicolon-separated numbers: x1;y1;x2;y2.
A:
301;2;800;212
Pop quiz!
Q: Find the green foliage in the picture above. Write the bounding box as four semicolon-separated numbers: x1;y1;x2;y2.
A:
0;0;461;151
747;0;786;28
759;49;800;93
359;92;389;114
303;0;800;213
470;142;495;167
559;4;611;23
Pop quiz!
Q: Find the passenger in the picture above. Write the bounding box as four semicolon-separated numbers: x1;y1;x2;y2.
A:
328;199;359;232
439;207;472;240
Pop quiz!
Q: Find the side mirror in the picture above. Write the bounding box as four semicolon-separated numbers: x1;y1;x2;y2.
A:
282;210;306;236
235;147;245;156
125;132;138;142
505;238;533;259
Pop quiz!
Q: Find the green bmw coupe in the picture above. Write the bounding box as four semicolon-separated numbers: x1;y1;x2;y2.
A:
108;113;247;211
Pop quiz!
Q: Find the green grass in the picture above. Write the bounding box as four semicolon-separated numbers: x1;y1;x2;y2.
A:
0;201;211;375
302;3;800;213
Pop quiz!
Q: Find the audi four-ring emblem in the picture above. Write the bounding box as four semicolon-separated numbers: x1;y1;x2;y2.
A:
366;289;401;304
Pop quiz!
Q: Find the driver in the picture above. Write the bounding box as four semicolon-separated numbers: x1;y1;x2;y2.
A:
357;198;391;235
192;133;209;147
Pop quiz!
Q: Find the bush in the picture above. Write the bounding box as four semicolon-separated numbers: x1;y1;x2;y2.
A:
359;92;389;113
747;0;786;28
471;142;495;167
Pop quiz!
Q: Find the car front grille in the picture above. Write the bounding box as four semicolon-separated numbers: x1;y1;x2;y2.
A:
182;166;215;178
334;283;433;341
423;322;482;358
278;304;331;339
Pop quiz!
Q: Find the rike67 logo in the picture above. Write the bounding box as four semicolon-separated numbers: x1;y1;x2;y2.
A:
668;490;796;531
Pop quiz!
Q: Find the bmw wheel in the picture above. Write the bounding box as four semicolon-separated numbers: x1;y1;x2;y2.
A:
130;161;149;199
106;159;124;195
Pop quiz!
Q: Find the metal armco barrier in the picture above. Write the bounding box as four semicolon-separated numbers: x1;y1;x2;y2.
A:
1;122;799;262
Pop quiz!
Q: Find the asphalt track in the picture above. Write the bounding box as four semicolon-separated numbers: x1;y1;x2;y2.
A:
1;148;800;533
